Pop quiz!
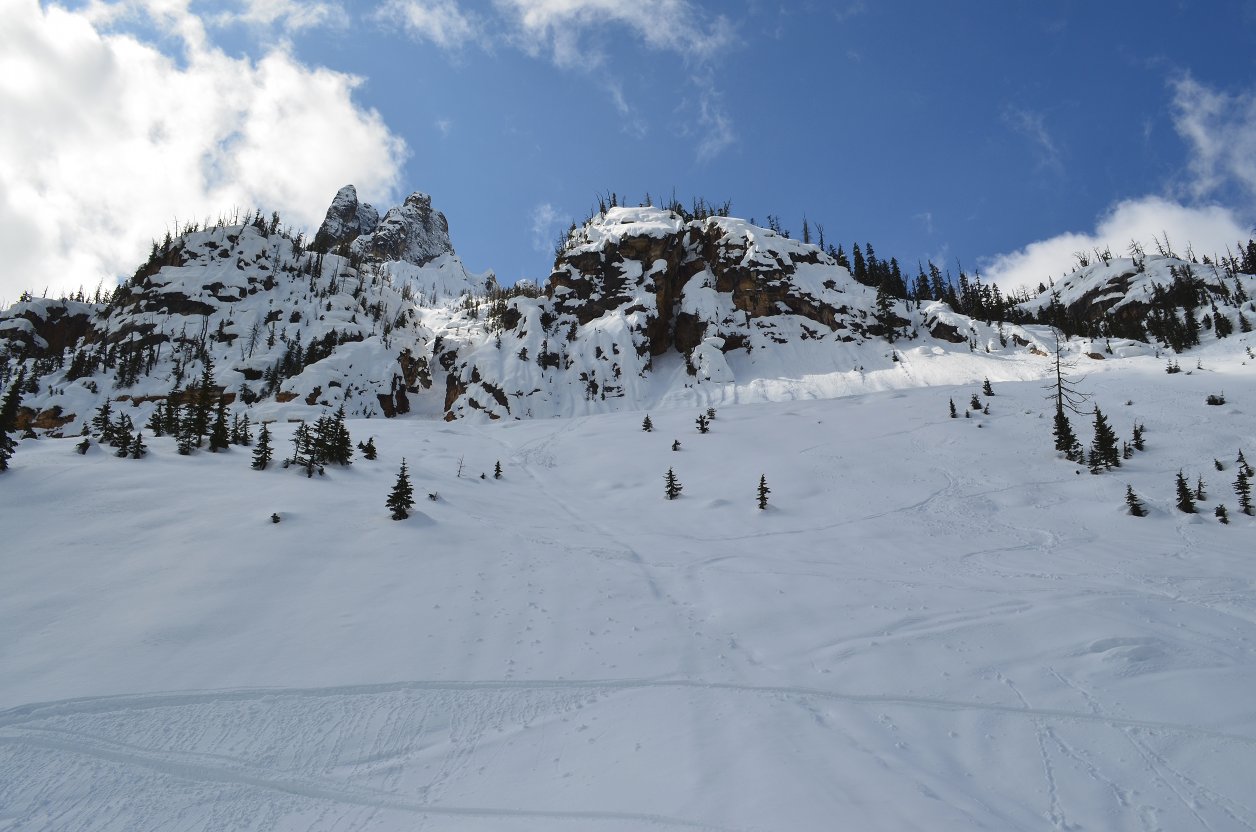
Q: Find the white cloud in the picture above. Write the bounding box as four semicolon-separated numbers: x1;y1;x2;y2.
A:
694;80;734;163
530;202;562;253
1171;74;1256;204
495;0;734;69
0;0;406;303
981;197;1252;295
213;0;347;34
375;0;481;49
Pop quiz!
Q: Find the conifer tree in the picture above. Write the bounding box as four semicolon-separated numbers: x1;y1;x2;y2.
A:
112;412;132;454
672;439;681;451
1091;406;1120;469
387;458;415;520
949;398;957;419
970;393;982;411
147;402;165;437
1053;407;1080;461
252;423;273;470
695;413;710;434
1216;504;1230;524
757;474;771;510
209;399;230;452
1195;475;1206;502
130;430;147;459
0;368;25;472
1215;458;1225;471
239;414;252;446
362;437;377;460
190;358;216;446
92;399;115;444
642;414;654;432
1239;450;1255;477
1235;469;1254;515
176;424;195;455
76;436;91;455
982;377;994;396
494;459;502;479
706;407;717;420
664;467;683;500
1132;423;1145;452
1175;470;1196;513
164;389;182;435
1125;485;1146;517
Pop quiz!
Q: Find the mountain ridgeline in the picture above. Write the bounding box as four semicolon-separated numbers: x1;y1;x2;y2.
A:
2;186;1255;435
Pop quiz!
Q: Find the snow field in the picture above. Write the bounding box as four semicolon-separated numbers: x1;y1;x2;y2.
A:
2;344;1256;830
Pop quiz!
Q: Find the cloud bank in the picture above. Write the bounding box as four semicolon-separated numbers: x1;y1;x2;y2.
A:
0;0;405;303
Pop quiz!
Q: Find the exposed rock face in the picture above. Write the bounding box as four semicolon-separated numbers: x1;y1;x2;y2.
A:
315;185;380;251
350;192;455;267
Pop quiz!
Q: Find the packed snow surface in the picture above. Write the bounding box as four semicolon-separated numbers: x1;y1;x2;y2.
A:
3;338;1256;831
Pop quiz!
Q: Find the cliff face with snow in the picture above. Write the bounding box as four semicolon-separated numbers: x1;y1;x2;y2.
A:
4;189;1254;434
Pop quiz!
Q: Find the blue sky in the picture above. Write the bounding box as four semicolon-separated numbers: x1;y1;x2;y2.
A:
3;0;1256;303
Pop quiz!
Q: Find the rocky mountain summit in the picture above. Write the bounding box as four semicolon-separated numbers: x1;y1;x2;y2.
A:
2;188;1254;434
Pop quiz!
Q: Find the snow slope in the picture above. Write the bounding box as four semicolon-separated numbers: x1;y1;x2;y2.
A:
3;328;1256;831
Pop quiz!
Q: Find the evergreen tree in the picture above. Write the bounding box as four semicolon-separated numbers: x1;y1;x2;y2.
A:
190;358;216;446
1215;458;1225;471
949;398;957;419
1235;469;1254;515
1176;470;1196;513
252;423;273;470
695;413;710;434
76;436;91;455
1216;504;1230;524
209;398;230;452
706;407;717;420
1195;475;1206;502
130;430;147;459
494;459;502;479
387;458;415;520
1090;406;1121;469
664;467;683;500
970;393;982;410
92;399;115;445
239;414;253;446
642;414;654;432
147;402;165;437
362;437;377;460
672;439;681;451
176;424;195;455
1124;485;1146;517
0;368;25;472
1239;450;1255;477
757;475;771;510
982;377;994;396
1132;423;1145;452
1054;407;1080;461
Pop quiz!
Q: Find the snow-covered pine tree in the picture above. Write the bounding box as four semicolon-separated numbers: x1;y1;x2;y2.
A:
494;459;502;479
970;393;982;410
949;398;957;418
0;367;25;472
1176;470;1196;513
1125;485;1146;517
665;467;683;500
147;402;165;437
642;414;654;432
387;458;415;520
130;430;147;459
757;475;770;510
1239;450;1255;477
696;414;710;434
1132;423;1145;452
1216;504;1230;524
362;437;377;460
1195;475;1206;502
252;423;273;470
982;377;994;396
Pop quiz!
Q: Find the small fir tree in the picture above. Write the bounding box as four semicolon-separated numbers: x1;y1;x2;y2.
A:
209;399;230;452
1216;504;1230;524
0;368;25;472
1238;450;1255;477
1195;475;1206;502
757;475;771;510
642;414;654;432
1125;485;1146;517
1175;470;1196;513
252;423;273;470
1235;469;1254;515
982;377;994;396
1132;423;1145;452
1091;406;1120;469
130;430;147;459
695;413;710;434
672;439;681;451
949;398;957;418
362;437;377;460
1053;407;1080;461
664;467;683;500
1215;458;1225;471
982;402;990;415
147;402;165;437
76;436;90;455
494;459;502;479
970;393;982;410
387;458;415;520
706;407;717;420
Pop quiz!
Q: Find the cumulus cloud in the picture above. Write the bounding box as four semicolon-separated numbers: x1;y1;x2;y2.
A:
1171;73;1256;204
981;197;1251;295
375;0;482;49
0;0;406;303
